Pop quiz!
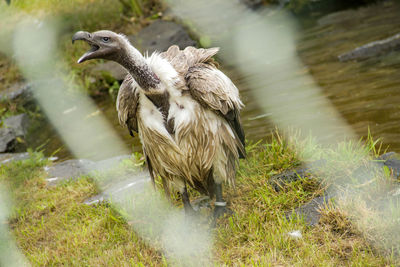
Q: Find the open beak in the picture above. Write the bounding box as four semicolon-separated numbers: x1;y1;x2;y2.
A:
72;31;100;64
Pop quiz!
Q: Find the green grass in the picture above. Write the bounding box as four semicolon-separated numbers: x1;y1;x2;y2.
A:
1;153;165;266
1;133;398;266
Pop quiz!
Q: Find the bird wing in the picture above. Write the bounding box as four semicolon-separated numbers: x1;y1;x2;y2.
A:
161;45;220;76
161;45;245;157
116;74;140;136
185;62;246;158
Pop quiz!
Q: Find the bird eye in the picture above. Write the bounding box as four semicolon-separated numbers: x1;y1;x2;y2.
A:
102;37;110;42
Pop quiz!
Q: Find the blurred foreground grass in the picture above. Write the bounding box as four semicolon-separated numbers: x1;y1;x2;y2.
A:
1;134;397;266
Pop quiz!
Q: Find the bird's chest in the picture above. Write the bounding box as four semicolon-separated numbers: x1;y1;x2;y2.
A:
137;91;199;141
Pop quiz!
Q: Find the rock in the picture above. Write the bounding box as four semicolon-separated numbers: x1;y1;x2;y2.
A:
289;195;332;226
129;20;197;54
90;154;132;172
0;128;18;152
0;114;30;152
0;152;30;164
338;33;400;62
91;61;127;82
3;114;30;136
45;155;133;186
45;159;94;185
378;152;400;178
84;170;151;205
269;167;311;192
0;83;33;105
45;155;151;204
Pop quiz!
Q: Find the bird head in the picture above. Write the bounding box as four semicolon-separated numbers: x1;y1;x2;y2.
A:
72;30;126;64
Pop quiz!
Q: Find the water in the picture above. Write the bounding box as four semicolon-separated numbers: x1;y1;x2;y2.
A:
30;1;400;159
296;1;400;151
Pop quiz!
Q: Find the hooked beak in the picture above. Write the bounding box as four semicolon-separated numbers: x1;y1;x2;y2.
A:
72;31;100;64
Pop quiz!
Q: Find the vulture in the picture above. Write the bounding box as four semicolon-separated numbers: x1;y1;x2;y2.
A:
72;30;245;218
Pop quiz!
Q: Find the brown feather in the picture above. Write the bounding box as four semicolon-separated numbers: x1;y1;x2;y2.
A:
116;75;140;134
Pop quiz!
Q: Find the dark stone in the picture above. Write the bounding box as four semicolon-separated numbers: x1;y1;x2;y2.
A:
338;33;400;62
0;114;30;152
289;194;332;226
0;152;30;164
129;20;197;54
269;167;310;192
378;152;400;178
45;155;132;186
3;114;30;136
0;83;33;105
0;128;17;152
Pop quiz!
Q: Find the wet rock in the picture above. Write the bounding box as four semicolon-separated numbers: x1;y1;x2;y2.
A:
0;152;30;164
84;170;151;205
289;195;332;226
45;159;94;185
377;152;400;178
338;33;400;62
0;83;33;105
3;114;30;136
0;114;30;152
0;128;17;152
45;155;133;186
269;167;311;192
90;155;132;172
129;20;197;54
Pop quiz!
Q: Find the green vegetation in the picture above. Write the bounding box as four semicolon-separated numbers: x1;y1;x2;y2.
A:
1;134;398;266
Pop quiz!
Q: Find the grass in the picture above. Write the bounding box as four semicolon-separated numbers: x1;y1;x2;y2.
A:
1;153;165;266
0;133;398;266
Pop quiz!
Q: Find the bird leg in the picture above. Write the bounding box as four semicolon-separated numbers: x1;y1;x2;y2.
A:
181;185;195;215
213;183;230;219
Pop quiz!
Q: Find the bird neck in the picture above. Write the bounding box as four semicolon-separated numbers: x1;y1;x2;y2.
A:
118;45;161;91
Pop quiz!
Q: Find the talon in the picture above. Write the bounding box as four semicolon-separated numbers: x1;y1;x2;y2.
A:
213;204;233;219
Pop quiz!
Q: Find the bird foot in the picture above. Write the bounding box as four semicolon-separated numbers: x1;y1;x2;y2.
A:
213;202;233;219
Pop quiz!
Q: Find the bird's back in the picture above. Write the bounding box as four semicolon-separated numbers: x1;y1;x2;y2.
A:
160;45;220;76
